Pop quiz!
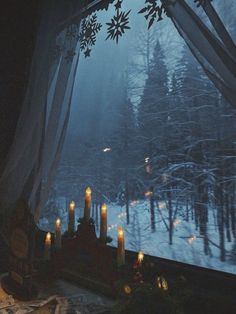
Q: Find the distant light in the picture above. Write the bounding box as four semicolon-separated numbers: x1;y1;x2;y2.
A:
173;219;181;227
145;157;150;163
158;201;166;209
146;164;152;174
145;191;153;197
130;200;139;206
103;147;111;152
188;235;197;244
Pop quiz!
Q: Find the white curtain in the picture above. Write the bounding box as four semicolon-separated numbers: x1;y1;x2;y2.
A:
162;0;236;108
0;0;82;220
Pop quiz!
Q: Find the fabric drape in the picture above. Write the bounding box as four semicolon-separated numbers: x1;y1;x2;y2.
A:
0;0;81;220
162;0;236;108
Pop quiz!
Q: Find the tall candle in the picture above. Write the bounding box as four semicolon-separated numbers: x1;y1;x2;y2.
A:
100;203;107;244
68;200;75;234
117;228;125;267
44;232;51;260
55;218;62;249
84;187;91;222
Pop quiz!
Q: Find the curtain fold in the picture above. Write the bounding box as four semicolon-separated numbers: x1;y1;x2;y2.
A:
0;0;82;220
201;0;236;60
162;0;236;108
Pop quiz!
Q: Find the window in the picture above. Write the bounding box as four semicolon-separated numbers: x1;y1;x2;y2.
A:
39;0;236;275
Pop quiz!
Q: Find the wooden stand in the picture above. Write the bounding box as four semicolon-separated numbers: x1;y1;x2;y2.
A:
1;199;38;300
1;275;37;301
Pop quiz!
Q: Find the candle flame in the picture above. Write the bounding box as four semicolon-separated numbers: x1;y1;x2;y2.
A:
69;200;75;210
138;251;144;263
56;218;61;227
101;203;107;213
118;228;124;237
85;187;92;196
157;276;168;291
123;285;132;294
46;232;51;241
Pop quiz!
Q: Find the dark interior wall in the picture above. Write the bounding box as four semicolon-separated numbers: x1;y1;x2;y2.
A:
0;0;41;168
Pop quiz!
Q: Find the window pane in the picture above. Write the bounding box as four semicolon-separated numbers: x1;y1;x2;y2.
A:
39;0;236;275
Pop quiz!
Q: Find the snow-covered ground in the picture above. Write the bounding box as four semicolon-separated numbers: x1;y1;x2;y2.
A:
38;198;236;275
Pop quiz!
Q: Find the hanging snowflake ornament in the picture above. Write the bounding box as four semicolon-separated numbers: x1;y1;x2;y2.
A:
106;0;131;44
139;0;176;28
138;0;165;28
79;14;102;58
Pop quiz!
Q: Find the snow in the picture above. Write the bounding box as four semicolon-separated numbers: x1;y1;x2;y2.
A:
38;198;236;275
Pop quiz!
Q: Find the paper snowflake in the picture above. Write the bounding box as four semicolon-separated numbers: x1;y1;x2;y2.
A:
79;14;102;58
106;0;131;43
138;0;166;29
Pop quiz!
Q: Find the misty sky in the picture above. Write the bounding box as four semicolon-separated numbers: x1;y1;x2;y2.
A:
66;0;235;138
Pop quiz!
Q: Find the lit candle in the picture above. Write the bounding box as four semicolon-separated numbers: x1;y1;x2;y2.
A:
68;200;75;234
117;227;125;267
84;187;91;222
137;251;144;265
44;232;51;260
100;203;107;244
55;218;62;249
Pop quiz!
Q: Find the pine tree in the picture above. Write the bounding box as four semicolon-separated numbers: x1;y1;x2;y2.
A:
138;38;169;232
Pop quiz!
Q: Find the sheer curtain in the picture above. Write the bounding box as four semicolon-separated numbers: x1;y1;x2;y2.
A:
0;0;82;220
162;0;236;108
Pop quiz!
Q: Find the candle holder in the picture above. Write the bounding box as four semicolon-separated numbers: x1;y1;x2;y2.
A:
98;235;113;245
63;230;76;239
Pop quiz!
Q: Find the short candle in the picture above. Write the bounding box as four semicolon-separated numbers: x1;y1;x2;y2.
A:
44;232;51;260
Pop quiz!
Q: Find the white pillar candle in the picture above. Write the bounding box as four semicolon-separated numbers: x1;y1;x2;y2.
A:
84;187;91;222
68;201;75;234
55;218;62;249
117;228;125;267
44;232;51;260
100;203;107;244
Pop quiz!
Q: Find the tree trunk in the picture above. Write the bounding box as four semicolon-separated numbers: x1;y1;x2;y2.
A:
167;186;173;245
125;174;130;225
230;195;236;238
225;192;231;242
150;186;155;232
